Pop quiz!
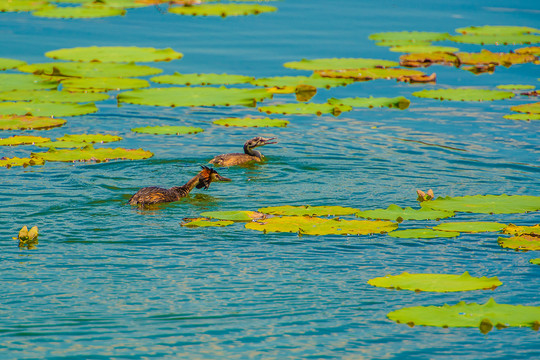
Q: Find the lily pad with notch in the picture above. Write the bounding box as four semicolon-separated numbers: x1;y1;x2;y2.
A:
510;102;540;114
456;50;536;66
316;68;428;82
400;52;460;67
369;31;451;43
503;224;540;236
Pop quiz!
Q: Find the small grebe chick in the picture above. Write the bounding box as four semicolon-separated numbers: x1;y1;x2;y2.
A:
128;166;231;206
209;136;277;167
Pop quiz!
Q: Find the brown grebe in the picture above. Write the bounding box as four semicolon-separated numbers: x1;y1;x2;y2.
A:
128;166;231;206
209;136;277;167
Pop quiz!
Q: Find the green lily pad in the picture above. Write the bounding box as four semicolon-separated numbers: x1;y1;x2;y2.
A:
455;25;540;36
368;271;502;292
251;75;353;89
433;221;506;233
169;4;277;17
388;229;460;239
56;134;122;143
369;31;451;43
131;126;204;135
246;216;397;236
497;84;535;90
151;72;254;86
258;103;352;116
510;102;540;114
316;68;428;81
451;34;540;45
389;45;459;53
421;194;540;214
503;224;540;236
327;96;411;110
61;77;149;92
530;258;540;265
33;4;125;18
32;145;153;162
388;298;540;332
0;101;98;117
0;58;26;70
283;58;399;70
0;90;108;103
456;50;536;66
0;135;50;146
46;46;183;63
0;74;58;92
399;52;459;67
118;87;272;107
0;0;47;12
19;61;163;78
199;210;266;221
0;114;66;130
0;156;44;168
213;117;289;128
181;219;234;227
258;205;360;217
356;204;454;221
498;235;540;251
412;88;514;101
34;141;88;148
503;113;540;121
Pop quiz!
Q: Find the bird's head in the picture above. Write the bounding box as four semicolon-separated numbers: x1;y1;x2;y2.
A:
196;166;232;189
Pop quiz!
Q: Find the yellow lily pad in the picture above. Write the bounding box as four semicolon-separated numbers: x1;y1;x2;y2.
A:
19;61;163;78
213;117;289;128
199;210;265;221
0;0;47;12
0;101;98;117
258;103;352;116
46;46;183;63
316;68;427;81
0;58;26;70
327;96;411;110
258;205;360;216
151;72;254;86
422;194;540;214
433;221;506;233
388;298;540;332
181;219;234;227
503;224;540;236
498;235;540;251
456;49;536;66
168;4;277;17
399;52;459;67
0;156;44;168
283;58;399;70
0;74;58;92
412;88;514;101
0;90;108;103
388;229;460;239
356;204;454;221
0;114;66;130
32;145;153;162
131;126;204;135
0;135;50;146
368;271;502;292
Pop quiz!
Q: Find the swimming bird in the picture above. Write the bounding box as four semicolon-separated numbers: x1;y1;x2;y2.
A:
209;136;277;167
128;166;231;206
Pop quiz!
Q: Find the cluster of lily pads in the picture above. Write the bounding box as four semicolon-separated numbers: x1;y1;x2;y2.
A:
181;193;540;332
0;0;279;19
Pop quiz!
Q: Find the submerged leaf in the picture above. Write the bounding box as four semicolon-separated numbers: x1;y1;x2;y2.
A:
32;146;153;162
0;135;50;146
131;126;204;135
368;272;502;292
0;114;66;130
422;194;540;214
283;58;399;70
433;221;506;233
213;117;289;128
356;204;454;221
258;205;360;217
412;88;514;101
46;46;183;63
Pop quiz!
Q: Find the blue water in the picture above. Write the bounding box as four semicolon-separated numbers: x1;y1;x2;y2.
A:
1;1;540;359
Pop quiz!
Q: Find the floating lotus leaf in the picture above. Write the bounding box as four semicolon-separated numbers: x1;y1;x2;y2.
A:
0;74;58;92
368;272;502;292
375;40;432;48
503;113;540;121
0;58;26;70
213;117;289;128
510;102;540;114
356;204;454;221
32;145;153;162
258;205;360;217
246;216;397;236
450;34;540;45
19;61;162;78
530;259;540;265
456;50;536;66
433;221;506;233
399;52;459;67
498;235;540;251
455;25;540;36
421;195;540;214
61;77;149;92
151;73;254;86
503;224;540;236
0;115;66;130
34;141;89;149
199;210;266;221
33;4;126;18
283;58;399;70
412;88;514;101
327;96;411;110
0;156;44;168
389;45;459;53
388;298;540;332
0;90;108;103
369;31;451;43
131;126;204;135
169;4;277;17
515;46;540;55
251;75;353;89
118;87;272;107
46;46;183;63
258;103;352;116
315;68;427;81
0;0;47;12
56;134;123;143
497;84;535;90
0;101;98;117
0;135;50;146
181;219;234;227
388;229;460;239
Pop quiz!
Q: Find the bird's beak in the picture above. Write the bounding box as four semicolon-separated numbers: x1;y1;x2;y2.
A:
216;174;232;182
261;137;278;145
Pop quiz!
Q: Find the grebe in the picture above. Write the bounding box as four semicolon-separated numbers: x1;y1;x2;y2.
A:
128;166;231;206
209;136;277;167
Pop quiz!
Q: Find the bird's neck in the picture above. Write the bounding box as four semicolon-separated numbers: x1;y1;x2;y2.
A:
244;145;262;158
171;174;201;197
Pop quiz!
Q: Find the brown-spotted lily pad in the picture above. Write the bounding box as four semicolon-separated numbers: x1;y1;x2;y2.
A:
0;101;98;117
498;235;540;251
356;204;454;222
131;126;204;135
283;58;399;70
316;68;427;82
515;46;540;55
118;87;272;107
0;74;58;92
503;224;540;236
456;50;537;66
455;25;540;36
496;84;535;90
0;135;50;146
421;194;540;214
213;117;289;128
503;113;540;121
151;72;254;86
369;31;451;43
388;298;540;333
368;271;502;292
251;75;353;90
530;258;540;265
400;52;459;67
199;210;266;222
46;46;183;63
0;58;26;70
61;77;150;92
510;102;540;114
433;221;506;233
168;4;277;17
0;90;109;103
412;88;514;101
19;61;163;78
327;96;411;110
451;33;540;45
32;145;153;162
258;103;352;116
0;114;66;130
57;134;122;143
258;205;360;217
0;156;44;168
